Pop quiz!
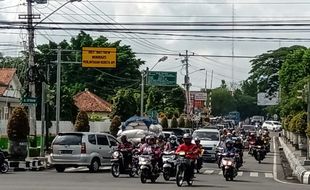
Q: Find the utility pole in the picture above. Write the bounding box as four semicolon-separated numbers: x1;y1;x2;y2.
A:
307;81;310;163
56;46;61;135
27;0;36;136
180;50;194;118
209;70;214;116
140;70;146;117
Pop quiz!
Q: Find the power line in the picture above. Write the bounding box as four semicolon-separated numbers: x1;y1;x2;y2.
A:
0;3;25;10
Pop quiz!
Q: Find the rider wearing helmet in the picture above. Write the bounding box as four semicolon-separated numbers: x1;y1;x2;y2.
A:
118;135;134;168
157;134;166;151
234;137;244;165
164;135;179;151
224;140;236;154
176;134;198;177
194;137;204;173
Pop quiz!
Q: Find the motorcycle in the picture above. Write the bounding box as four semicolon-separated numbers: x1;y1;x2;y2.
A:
264;140;270;153
253;145;265;164
111;150;138;177
248;140;256;155
216;147;224;168
162;151;177;181
221;153;237;181
175;151;193;187
139;154;160;183
0;151;9;174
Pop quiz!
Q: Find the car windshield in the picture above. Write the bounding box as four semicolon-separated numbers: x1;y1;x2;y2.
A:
273;121;281;125
193;131;219;141
53;134;82;145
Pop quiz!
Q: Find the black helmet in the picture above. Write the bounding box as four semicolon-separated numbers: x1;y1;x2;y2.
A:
169;135;177;141
183;133;192;139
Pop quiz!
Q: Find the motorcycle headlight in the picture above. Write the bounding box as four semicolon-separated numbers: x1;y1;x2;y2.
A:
112;151;120;158
257;146;262;149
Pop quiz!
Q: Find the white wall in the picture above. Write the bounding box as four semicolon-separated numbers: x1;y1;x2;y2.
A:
0;120;112;136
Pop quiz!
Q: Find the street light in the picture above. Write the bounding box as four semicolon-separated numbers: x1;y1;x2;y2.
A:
140;56;168;116
189;68;205;75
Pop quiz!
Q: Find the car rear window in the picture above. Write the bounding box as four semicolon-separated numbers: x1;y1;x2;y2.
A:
53;134;82;145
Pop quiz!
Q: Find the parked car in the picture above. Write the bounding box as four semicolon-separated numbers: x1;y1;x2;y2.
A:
50;132;119;173
262;121;282;131
192;129;220;162
251;115;264;125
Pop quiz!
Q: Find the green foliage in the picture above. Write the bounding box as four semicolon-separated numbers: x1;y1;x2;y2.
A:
111;89;139;121
35;32;144;120
185;118;193;129
178;116;185;128
248;45;306;96
110;115;121;137
160;116;169;129
89;114;106;121
7;107;30;141
74;111;90;132
211;85;236;116
289;112;307;134
171;116;178;128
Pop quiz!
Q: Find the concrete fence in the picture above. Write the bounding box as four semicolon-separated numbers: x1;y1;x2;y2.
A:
279;137;310;184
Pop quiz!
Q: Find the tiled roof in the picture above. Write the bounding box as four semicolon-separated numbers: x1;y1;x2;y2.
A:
73;90;112;113
0;68;16;96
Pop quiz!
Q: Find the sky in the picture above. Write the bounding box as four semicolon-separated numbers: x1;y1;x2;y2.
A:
1;0;310;90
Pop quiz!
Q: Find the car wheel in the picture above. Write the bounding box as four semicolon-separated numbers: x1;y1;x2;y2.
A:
55;165;65;173
89;158;100;173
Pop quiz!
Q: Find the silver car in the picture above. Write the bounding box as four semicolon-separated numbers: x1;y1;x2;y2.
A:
50;132;119;173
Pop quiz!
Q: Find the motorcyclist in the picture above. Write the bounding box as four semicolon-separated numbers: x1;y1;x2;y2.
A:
255;134;265;146
118;135;134;168
137;136;146;148
157;134;166;151
176;134;198;178
224;140;236;154
232;130;237;137
140;135;162;171
194;137;204;173
164;135;179;151
234;137;244;166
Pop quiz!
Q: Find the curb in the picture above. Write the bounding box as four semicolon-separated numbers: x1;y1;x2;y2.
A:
279;137;310;184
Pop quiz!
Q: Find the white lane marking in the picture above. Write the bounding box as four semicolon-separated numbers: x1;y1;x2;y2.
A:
250;172;258;177
237;172;243;176
204;170;214;174
265;173;273;178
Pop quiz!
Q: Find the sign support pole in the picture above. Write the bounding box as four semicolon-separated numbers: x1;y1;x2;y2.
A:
56;46;61;135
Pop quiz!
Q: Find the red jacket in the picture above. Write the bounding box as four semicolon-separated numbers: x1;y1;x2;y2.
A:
118;141;133;152
176;143;198;160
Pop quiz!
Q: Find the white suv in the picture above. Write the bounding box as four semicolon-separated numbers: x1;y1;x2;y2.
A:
50;132;119;173
262;121;282;132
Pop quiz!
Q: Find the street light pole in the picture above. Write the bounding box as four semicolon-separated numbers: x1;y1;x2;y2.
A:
306;81;310;162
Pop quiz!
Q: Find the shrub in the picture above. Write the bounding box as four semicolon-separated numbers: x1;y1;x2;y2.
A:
185;118;193;129
7;107;29;141
289;112;307;134
171;116;178;128
178;116;185;128
74;111;90;132
161;116;169;129
110;115;121;137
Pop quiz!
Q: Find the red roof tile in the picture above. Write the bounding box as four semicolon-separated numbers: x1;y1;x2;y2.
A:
74;90;112;113
0;68;16;96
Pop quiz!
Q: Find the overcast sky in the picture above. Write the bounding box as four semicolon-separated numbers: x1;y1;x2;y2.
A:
1;0;310;90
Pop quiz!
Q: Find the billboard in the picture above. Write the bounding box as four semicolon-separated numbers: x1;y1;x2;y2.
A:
190;91;208;101
82;47;116;68
147;71;177;86
257;92;279;106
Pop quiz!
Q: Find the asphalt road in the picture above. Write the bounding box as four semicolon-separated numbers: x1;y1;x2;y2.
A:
0;135;309;190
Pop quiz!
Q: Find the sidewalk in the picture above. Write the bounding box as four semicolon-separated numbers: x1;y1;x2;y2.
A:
279;137;310;184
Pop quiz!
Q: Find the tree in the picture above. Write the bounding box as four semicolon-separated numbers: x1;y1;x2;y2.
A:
35;31;144;120
248;45;306;96
110;115;121;137
289;112;307;135
185;118;193;129
178;116;185;128
171;116;178;128
211;85;236;116
7;107;29;141
161;116;169;129
7;107;29;160
111;88;139;121
74;111;90;132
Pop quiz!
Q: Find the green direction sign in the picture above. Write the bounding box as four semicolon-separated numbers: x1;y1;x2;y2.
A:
21;97;37;105
147;71;177;86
